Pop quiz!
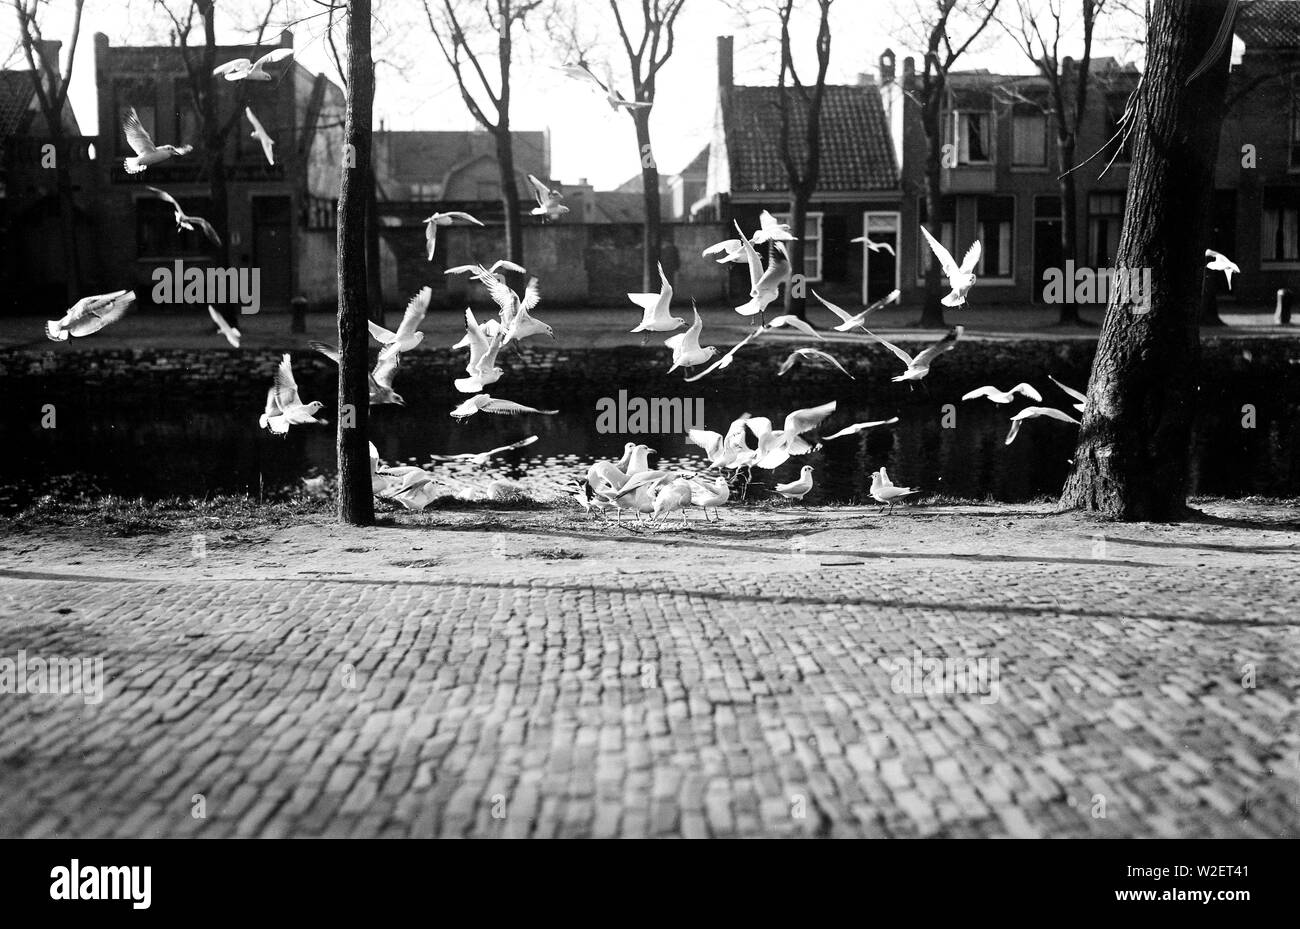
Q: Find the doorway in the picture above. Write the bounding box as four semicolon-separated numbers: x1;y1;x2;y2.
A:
861;210;900;304
252;195;293;309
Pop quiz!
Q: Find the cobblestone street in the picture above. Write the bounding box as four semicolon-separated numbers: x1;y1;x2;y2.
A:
1;505;1297;838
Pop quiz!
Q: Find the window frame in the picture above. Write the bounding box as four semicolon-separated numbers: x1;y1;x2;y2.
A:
774;210;824;282
1011;111;1049;169
974;194;1016;282
953;110;993;165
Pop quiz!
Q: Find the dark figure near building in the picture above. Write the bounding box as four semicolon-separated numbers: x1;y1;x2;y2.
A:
660;236;681;288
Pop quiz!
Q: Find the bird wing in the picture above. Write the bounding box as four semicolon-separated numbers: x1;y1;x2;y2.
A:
912;325;963;367
822;418;899;441
920;224;958;275
488;435;539;456
368;320;397;344
703;239;740;257
734;220;764;289
489;259;527;275
962;386;995;401
395;287;431;340
1049;375;1088;405
123;108;155;154
784;400;837;437
861;329;914;367
67;290;134;336
212;58;251;78
445;264;485;276
371;351;400;390
190;216;223;247
560;62;609;92
481;398;557;416
253;48;294;70
145;185;180;211
272;353;302;408
958;239;983;274
209;305;240;342
799;348;854;378
683;329;758;383
244;106;267;136
462;307;490;370
686;429;724;457
768;315;824;340
443;211;484;225
811;289;854;324
1013;406;1080;425
1014;383;1044;402
776;352;799;377
526;174;551;207
479;272;519;317
308;340;341;365
519;277;541;312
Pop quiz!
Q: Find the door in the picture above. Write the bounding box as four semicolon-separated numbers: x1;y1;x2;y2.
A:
861;211;900;304
1032;195;1063;304
252;196;293;309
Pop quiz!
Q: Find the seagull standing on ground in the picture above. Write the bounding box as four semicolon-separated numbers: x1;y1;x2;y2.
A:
774;466;815;502
1205;249;1240;289
122;108;193;174
689;475;730;521
870;468;919;513
629;262;684;334
212;48;294;81
920;226;982;307
865;326;964;382
245;107;276;165
652;478;694;527
46;290;135;341
423;211;485;261
369;287;431;361
961;383;1043;405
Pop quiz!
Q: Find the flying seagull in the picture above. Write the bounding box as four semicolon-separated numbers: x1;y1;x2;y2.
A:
259;354;326;434
122;107;192;174
812;289;900;332
527;174;569;221
751;209;796;245
369;287;431;361
851;234;896;256
864;325;964;382
423;211;485;261
765;314;826;340
450;394;558;420
776;347;854;379
146;186;222;247
920;225;982;307
208;305;241;348
665;304;718;373
701;238;749;264
455;307;506;394
444;436;540;467
245;107;276;165
1048;375;1088;413
736;241;791;317
558;62;651;111
961;383;1043;405
1004;406;1080;445
446;259;527;278
682;327;762;383
629;262;684;333
46;290;135;341
213;48;294;82
821;418;900;441
309;340;406;406
1205;249;1240;290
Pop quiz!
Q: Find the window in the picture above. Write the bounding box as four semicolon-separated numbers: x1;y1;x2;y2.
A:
954;111;992;164
775;211;823;280
1104;94;1133;164
1088;192;1125;267
975;196;1014;278
173;79;200;150
1262;187;1300;262
1012;112;1048;167
137;195;214;258
917;196;956;280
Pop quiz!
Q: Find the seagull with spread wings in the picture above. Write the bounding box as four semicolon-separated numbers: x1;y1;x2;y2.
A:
454;307;506;394
208;305;241;348
864;325;964;383
46;290;135;342
259;354;326;434
308;341;406;406
369;287;431;361
629;262;684;334
962;383;1043;405
851;234;896;255
146;186;223;247
122;108;193;174
812;289;900;332
527;174;569;221
1004;406;1080;445
245;107;276;165
776;347;855;379
450;394;558;420
751;209;796;245
212;48;294;82
423;211;485;261
559;62;652;110
442;436;540;467
665;304;718;373
920;225;982;307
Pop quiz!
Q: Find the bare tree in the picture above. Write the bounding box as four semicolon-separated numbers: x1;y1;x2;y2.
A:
1059;0;1233;520
12;0;85;303
422;0;544;284
1000;0;1109;327
337;0;375;526
897;0;1003;328
604;0;688;292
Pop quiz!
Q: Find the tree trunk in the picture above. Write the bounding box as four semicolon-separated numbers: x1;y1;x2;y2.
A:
1199;268;1225;326
1058;0;1232;521
633;108;661;292
495;126;525;292
784;190;809;319
1057;134;1083;326
919;100;947;329
365;166;384;323
336;0;375;527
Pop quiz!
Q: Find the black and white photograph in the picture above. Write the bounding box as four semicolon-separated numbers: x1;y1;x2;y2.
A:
0;0;1294;896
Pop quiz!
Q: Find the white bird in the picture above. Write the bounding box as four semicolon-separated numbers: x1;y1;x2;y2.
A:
502;279;553;343
776;348;854;379
423;211;485;261
146;186;222;247
774;466;815;502
736;242;790;317
821;418;900;441
652;477;695;526
558;62;651;111
782;400;838;455
454;307;506;393
628;262;683;333
445;435;539;467
450;394;558;419
702;238;748;264
1205;249;1240;289
688;475;730;521
665;304;717;372
683;327;762;383
122;108;192;174
244;107;275;165
308;341;405;406
208;305;241;348
864;325;963;382
765;314;826;340
527;174;569;221
851;234;896;256
212;48;293;82
870;467;919;514
1049;375;1088;413
45;290;135;341
751;209;796;245
686;429;728;468
1004;406;1080;445
961;383;1043;405
369;287;430;361
812;289;900;332
920;225;982;307
446;259;526;278
259;354;326;434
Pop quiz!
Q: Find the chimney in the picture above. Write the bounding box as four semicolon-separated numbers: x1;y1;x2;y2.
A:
279;29;294;48
717;36;734;91
902;55;916;89
33;39;61;79
879;48;896;85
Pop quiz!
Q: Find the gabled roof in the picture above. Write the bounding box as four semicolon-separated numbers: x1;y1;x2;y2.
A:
373;129;549;199
0;71;37;138
1236;0;1300;49
721;83;898;193
676;145;709;177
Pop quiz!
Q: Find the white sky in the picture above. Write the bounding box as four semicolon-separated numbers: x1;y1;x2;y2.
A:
2;0;1145;190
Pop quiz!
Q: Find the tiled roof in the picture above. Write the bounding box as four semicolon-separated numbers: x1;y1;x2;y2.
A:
0;71;37;139
1236;0;1300;48
723;83;898;192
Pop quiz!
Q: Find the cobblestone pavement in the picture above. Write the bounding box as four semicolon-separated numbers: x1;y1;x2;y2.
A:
0;507;1297;838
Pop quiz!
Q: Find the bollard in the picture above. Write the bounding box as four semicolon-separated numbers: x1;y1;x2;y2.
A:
1276;289;1293;326
290;296;307;334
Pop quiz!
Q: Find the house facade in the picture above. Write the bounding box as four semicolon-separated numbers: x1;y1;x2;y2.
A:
702;36;903;307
